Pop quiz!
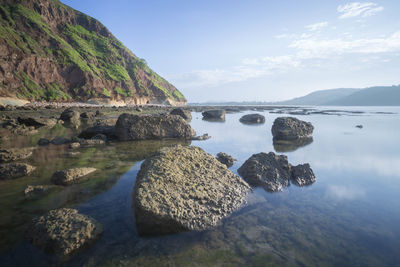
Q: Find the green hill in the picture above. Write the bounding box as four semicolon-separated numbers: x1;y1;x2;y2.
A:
0;0;185;105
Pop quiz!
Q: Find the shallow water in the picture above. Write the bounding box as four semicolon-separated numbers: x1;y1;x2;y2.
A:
1;106;400;266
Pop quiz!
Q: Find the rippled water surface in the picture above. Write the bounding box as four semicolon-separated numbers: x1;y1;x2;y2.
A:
1;106;400;266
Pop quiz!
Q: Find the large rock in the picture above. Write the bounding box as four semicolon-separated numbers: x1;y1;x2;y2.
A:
78;125;116;139
170;108;192;121
27;208;102;257
238;152;316;192
134;145;251;235
202;109;226;120
115;114;196;141
271;117;314;140
0;147;34;163
216;152;236;167
51;167;97;185
239;114;265;124
0;163;36;180
290;163;316;186
238;152;291;192
59;108;80;127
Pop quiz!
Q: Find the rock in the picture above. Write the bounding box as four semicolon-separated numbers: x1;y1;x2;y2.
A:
38;138;50;146
239;114;265;124
95;110;103;117
356;125;363;129
59;108;80;127
69;142;81;149
202;109;226;120
80;139;105;147
216;152;236;167
135;107;142;112
51;167;97;185
18;116;57;128
27;208;102;257
0;147;34;163
115;114;196;141
290;163;316;186
91;134;107;141
170;108;192;121
24;185;56;199
80;112;95;119
238;152;291;192
78;125;115;139
271;117;314;140
134;145;251;235
191;133;211;141
51;137;71;145
273;137;313;153
0;163;36;180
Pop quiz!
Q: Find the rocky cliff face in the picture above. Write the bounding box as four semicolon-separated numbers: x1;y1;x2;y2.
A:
0;0;186;105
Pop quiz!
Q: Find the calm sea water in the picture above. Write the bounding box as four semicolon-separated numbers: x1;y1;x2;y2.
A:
1;106;400;266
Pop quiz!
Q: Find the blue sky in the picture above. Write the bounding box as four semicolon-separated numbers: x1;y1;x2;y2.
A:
62;0;400;102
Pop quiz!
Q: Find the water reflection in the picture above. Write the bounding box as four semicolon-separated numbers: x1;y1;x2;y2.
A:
273;137;313;152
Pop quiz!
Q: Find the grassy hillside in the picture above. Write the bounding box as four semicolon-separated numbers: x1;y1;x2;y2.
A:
0;0;185;104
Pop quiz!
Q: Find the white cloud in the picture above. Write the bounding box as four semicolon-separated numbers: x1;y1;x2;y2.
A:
326;185;366;200
337;2;384;19
290;31;400;58
170;56;301;89
306;21;328;31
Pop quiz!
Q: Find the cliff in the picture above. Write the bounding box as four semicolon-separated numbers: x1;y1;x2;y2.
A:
0;0;186;105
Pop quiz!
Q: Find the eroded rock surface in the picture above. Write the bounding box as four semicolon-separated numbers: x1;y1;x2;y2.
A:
0;163;36;180
134;145;251;235
28;208;102;257
202;110;226;120
24;185;56;199
239;114;265;124
238;152;291;192
170;108;192;121
115;114;196;141
0;147;34;163
60;108;80;127
238;152;316;192
51;167;97;185
271;117;314;140
290;163;316;186
216;152;236;167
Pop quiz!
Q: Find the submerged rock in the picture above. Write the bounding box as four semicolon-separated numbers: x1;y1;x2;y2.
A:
216;152;236;167
202;109;226;121
170;108;192;121
290;163;316;186
134;145;251;235
51;167;97;185
115;114;196;141
28;208;102;257
271;117;314;140
51;137;71;145
191;133;211;141
239;114;265;124
37;138;50;146
0;163;35;180
78;125;116;140
0;147;34;163
24;185;56;199
238;152;291;192
18;116;57;128
356;125;363;129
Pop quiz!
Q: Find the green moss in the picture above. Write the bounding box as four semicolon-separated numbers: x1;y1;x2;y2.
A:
102;88;111;97
114;87;127;97
173;90;185;100
45;83;72;101
104;64;131;82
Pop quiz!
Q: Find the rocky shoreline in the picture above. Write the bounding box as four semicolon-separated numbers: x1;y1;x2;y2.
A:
0;103;319;258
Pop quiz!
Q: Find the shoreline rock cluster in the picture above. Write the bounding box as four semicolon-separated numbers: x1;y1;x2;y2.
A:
238;152;316;192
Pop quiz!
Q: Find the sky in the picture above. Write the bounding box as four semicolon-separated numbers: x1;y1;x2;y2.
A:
62;0;400;102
